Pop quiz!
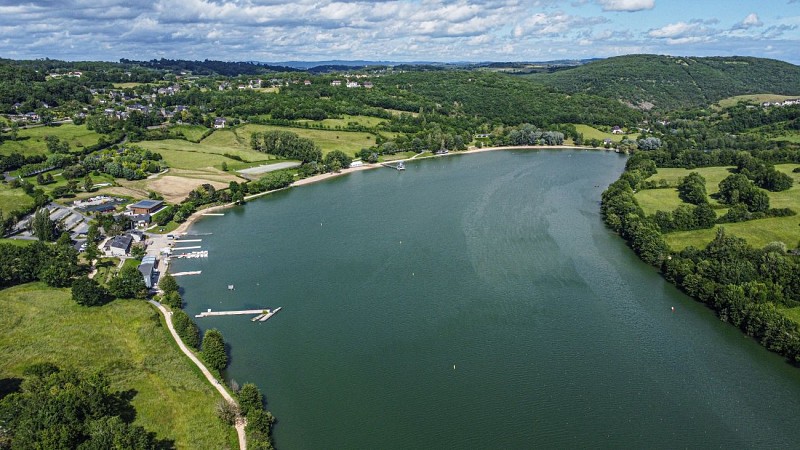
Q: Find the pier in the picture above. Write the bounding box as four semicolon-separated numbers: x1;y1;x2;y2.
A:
173;246;202;250
380;161;406;171
172;271;202;277
195;307;282;321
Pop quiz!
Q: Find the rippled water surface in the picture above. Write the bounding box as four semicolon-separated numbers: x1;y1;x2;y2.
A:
176;150;800;449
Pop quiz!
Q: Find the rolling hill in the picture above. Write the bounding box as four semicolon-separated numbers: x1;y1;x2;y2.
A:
528;54;800;111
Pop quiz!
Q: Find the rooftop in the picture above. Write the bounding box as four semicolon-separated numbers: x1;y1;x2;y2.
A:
129;199;164;209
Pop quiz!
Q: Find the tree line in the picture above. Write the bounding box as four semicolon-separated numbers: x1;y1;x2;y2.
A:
602;155;800;364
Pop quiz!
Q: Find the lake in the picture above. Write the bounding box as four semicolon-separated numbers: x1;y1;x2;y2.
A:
174;149;800;448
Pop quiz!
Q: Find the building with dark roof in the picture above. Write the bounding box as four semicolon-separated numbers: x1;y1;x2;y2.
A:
105;234;133;257
128;200;164;215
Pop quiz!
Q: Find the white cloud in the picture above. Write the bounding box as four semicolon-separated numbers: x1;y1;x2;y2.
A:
596;0;655;12
648;21;700;38
734;13;763;30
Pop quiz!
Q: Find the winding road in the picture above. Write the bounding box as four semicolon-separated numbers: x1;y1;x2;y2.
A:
147;299;247;449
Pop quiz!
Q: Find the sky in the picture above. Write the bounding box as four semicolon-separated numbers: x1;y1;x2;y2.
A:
0;0;798;64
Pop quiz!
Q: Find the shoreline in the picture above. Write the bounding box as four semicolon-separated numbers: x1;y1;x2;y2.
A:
172;144;614;236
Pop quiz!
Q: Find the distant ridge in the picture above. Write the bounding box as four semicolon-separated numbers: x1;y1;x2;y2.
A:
528;54;800;111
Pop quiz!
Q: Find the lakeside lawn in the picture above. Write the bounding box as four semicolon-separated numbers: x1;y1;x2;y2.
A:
637;164;800;250
0;124;102;156
0;283;235;448
238;123;377;156
572;124;625;143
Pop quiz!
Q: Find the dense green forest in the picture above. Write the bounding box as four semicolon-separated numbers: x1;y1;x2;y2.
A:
531;55;800;111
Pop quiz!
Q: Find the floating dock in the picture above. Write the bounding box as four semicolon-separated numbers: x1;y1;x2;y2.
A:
173;246;202;250
196;307;282;321
171;271;202;277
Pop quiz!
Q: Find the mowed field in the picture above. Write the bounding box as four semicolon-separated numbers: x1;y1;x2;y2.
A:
239;124;377;155
0;184;34;214
0;123;102;156
0;283;235;448
635;166;734;215
636;165;800;250
717;93;799;108
573;124;625;143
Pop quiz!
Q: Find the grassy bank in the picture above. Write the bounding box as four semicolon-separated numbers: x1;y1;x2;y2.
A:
635;164;800;250
0;283;235;448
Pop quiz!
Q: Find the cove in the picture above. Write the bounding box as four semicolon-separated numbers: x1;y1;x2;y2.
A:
174;149;800;449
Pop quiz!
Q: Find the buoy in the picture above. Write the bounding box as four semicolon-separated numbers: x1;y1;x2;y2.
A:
453;364;456;370
671;306;675;312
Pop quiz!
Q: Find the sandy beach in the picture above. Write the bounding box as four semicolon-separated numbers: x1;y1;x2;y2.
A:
172;144;611;234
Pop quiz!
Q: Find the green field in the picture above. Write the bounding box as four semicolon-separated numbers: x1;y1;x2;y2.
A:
717;93;799;108
169;124;209;142
638;164;800;250
0;283;235;448
572;124;625;143
139;127;275;171
0;124;102;156
239;124;376;156
296;115;388;130
112;82;145;89
772;133;800;144
781;306;800;326
0;184;34;214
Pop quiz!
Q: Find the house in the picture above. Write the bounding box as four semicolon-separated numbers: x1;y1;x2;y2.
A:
331;80;342;86
350;160;365;168
304;80;312;85
603;138;613;146
132;214;151;228
346;81;360;88
214;117;227;129
130;230;146;242
128;199;164;215
363;81;374;89
611;126;623;135
138;255;157;289
105;234;133;257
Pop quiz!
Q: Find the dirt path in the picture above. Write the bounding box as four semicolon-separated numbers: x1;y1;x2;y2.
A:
147;299;247;450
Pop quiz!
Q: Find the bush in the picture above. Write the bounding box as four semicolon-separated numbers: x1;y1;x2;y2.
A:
72;276;110;306
172;310;200;349
201;328;228;372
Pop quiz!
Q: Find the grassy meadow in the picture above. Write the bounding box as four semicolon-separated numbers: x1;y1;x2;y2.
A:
0;124;102;156
0;283;236;448
717;93;799;108
636;164;800;250
572;124;625;143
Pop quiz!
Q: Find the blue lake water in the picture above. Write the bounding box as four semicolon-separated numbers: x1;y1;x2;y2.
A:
175;150;800;448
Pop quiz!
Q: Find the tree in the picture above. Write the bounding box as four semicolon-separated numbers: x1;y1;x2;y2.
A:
172;310;200;349
0;366;161;449
108;265;148;299
237;383;263;416
246;409;276;450
83;174;94;192
30;207;56;242
677;172;707;205
160;273;179;295
72;276;110;306
201;328;228;372
323;150;351;172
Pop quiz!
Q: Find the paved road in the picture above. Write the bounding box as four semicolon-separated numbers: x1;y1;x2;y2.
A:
147;299;247;449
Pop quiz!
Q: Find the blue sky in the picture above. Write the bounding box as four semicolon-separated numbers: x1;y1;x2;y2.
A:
0;0;798;63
